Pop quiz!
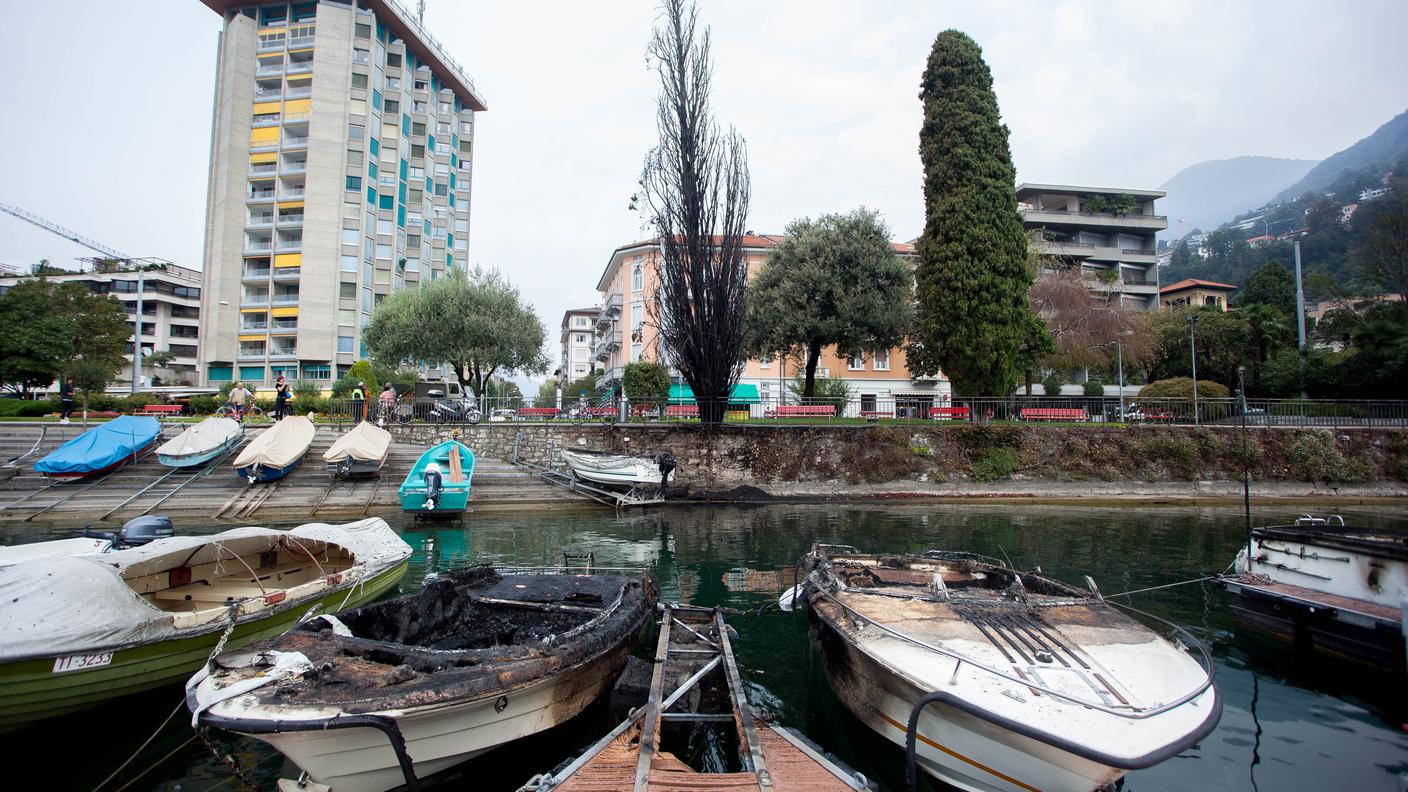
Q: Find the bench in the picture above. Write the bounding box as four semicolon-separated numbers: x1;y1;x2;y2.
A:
665;405;699;418
764;405;837;418
141;404;183;415
929;406;971;421
1020;407;1088;422
515;408;559;420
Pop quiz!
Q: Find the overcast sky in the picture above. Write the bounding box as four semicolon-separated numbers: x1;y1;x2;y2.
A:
2;0;1406;387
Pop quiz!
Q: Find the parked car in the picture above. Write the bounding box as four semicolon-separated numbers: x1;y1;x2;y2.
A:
1124;403;1175;422
489;409;515;422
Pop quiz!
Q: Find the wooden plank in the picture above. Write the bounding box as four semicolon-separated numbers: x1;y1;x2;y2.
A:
449;443;464;483
635;608;675;792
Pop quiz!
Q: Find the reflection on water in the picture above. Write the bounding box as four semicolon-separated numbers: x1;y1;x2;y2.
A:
14;503;1408;791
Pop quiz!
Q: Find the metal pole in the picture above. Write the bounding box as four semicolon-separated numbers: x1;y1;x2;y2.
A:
1238;366;1251;573
131;267;144;394
1117;337;1125;422
1293;240;1307;399
1188;316;1199;426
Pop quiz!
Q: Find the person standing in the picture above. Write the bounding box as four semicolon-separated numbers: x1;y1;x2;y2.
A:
351;380;367;423
59;377;75;425
378;383;396;424
227;381;252;422
273;375;290;421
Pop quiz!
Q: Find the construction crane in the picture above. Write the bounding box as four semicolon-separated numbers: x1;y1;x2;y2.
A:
0;201;135;262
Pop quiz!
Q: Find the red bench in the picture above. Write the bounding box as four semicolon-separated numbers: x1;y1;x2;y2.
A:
141;404;183;415
515;407;559;420
764;405;837;418
665;405;699;418
1020;407;1088;422
929;406;971;420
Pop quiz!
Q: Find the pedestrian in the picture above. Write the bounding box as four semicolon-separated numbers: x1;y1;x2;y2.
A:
227;381;252;422
274;375;290;421
378;383;396;424
59;377;75;425
351;380;367;423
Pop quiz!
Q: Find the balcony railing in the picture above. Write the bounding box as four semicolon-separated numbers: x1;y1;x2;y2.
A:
282;112;310;123
246;216;273;227
277;214;304;226
250;164;277;175
1122;248;1155;256
241;296;269;307
240;323;269;332
282;137;309;149
238;351;267;360
270;324;298;333
280;188;305;199
287;63;312;75
280;163;307;174
254;90;281;101
242;268;271;280
255;64;284;77
248;193;276;203
257;38;285;51
1021;208;1168;223
275;244;302;254
269;350;297;359
272;295;300;305
284;87;311;99
273;268;300;280
244;242;272;253
288;35;315;48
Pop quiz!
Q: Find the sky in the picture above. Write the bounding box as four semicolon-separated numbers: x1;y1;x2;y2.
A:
2;0;1406;389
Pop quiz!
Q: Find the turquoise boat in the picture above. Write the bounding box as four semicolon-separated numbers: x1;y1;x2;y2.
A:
398;440;474;515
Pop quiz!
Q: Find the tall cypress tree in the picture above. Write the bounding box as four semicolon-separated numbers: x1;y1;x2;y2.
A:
910;30;1050;396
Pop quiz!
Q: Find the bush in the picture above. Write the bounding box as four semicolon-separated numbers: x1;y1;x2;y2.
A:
787;376;851;410
292;382;327;415
972;447;1018;481
187;395;219;415
1138;377;1230;400
0;398;59;417
1041;372;1064;397
1082;379;1105;397
623;361;671;407
124;393;161;411
1283;430;1371;483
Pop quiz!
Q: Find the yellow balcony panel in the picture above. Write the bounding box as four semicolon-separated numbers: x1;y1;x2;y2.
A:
252;100;281;115
274;253;302;268
250;151;278;164
287;46;314;54
239;308;268;314
277;200;304;210
283;98;312;114
249;173;275;181
238;334;266;342
250;127;279;145
259;25;286;35
271;306;299;317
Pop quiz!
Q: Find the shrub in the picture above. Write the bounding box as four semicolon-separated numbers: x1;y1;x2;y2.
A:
1283;430;1371;483
124;393;160;411
1138;377;1230;400
623;361;671;407
1082;379;1105;397
22;399;59;417
1041;372;1064;397
187;395;219;415
972;447;1018;481
787;376;851;411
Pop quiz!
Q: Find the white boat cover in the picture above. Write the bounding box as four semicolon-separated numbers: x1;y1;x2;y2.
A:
322;422;391;464
0;518;410;663
157;417;241;459
232;415;316;471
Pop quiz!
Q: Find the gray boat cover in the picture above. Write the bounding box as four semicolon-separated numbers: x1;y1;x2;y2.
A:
232;415;316;470
0;518;411;662
157;417;242;459
322;422;391;464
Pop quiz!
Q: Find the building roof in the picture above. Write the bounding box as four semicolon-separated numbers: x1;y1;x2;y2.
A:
1160;278;1237;295
596;235;916;292
1015;183;1166;200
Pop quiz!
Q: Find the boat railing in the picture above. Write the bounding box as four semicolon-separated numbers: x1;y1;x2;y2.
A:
808;576;1216;721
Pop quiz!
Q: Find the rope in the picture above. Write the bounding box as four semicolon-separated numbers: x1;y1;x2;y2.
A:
107;735;197;792
90;698;186;792
1105;575;1218;599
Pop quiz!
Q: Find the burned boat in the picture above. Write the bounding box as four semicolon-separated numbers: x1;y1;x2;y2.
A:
798;545;1220;792
1215;514;1407;673
189;565;657;792
521;603;870;792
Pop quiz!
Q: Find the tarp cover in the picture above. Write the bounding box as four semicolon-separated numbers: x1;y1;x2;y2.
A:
0;518;411;662
232;415;315;471
34;415;161;475
157;417;242;459
322;422;391;463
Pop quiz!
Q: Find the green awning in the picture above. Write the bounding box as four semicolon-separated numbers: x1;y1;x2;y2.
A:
666;383;760;405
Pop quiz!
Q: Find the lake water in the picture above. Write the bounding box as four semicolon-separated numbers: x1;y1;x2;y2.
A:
15;503;1408;792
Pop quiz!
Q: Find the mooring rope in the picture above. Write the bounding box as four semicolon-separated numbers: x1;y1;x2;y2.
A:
89;699;187;792
1105;574;1219;599
106;735;197;792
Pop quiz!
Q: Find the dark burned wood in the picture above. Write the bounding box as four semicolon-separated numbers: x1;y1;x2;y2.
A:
226;565;657;712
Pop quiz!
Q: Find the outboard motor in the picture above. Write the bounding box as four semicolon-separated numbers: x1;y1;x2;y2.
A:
655;452;677;499
424;462;444;511
120;515;175;546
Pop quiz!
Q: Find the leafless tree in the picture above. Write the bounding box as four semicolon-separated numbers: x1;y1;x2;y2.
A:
637;0;751;425
1029;268;1153;372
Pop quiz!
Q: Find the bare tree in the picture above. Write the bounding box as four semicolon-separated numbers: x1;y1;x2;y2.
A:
1029;268;1153;372
637;0;751;425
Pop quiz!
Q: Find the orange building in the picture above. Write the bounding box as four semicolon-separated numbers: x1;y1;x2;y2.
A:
592;236;951;413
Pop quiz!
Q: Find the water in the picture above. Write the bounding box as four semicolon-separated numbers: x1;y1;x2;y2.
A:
14;503;1408;791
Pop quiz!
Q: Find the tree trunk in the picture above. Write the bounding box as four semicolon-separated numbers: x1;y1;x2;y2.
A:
803;339;822;398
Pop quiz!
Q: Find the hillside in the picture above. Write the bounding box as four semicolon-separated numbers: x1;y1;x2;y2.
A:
1157;156;1317;235
1274;108;1408;202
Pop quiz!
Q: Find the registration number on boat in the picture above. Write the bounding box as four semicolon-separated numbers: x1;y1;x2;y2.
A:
52;652;114;674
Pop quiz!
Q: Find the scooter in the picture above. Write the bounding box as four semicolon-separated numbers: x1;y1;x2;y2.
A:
429;397;482;425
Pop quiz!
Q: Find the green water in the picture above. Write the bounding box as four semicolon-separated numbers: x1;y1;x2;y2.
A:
14;503;1408;791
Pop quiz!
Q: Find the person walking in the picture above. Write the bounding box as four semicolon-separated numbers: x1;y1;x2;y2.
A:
351;380;367;423
59;377;75;425
273;376;290;421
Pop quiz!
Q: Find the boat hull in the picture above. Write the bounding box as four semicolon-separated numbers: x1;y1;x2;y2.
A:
398;488;470;514
237;451;305;483
210;634;633;792
398;441;474;514
0;559;407;731
328;458;385;479
159;436;241;468
1217;576;1405;673
561;451;669;489
41;438;158;478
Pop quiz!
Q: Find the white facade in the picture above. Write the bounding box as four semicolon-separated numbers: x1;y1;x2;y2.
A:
559;307;598;384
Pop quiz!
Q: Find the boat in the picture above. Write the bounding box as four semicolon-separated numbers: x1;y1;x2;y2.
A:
0;518;411;730
560;449;676;492
520;603;871;792
34;415;161;478
0;516;175;567
1214;514;1408;673
189;564;657;792
232;414;315;483
156;416;243;467
398;439;474;514
323;421;392;479
796;544;1220;792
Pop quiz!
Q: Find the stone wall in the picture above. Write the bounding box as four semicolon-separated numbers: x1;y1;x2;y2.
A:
389;422;1408;493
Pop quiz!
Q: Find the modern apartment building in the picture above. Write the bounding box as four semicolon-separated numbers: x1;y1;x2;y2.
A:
593;237;951;412
0;260;203;387
1016;184;1168;310
559;307;598;385
196;0;485;388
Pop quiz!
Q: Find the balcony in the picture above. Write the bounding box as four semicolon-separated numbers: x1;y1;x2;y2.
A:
279;188;305;199
595;294;622;329
286;62;313;75
282;112;310;125
268;348;297;360
272;294;300;306
1037;240;1095;257
1020;207;1168;231
247;192;276;204
282;136;309;150
254;89;281;101
284;86;312;99
288;34;315;49
241;295;269;307
240;322;269;332
244;242;272;254
249;163;277;177
238;351;267;361
277;213;303;226
269;324;298;334
257;38;285;52
593;330;622;359
246;215;273;228
255;63;284;77
272;267;300;280
242;266;271;281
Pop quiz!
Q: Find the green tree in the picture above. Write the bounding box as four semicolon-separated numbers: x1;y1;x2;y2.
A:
786;375;851;411
0;279;71;395
1354;183;1408;298
623;361;671;407
1235;261;1296;315
52;283;131;422
911;30;1050;395
363;268;548;396
745;208;913;398
535;379;560;407
1145;308;1251;390
333;359;380;398
1171;240;1192;269
561;374;599;401
1240;303;1292;395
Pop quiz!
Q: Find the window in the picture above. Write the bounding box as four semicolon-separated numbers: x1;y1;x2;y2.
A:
338;309;356;325
632;264;643;292
386;53;401;68
354;23;370;38
759;353;771;370
406;233;421;249
375;219;393;235
351;73;368;89
410;144;425;158
409;166;424;179
434;182;447;197
340;228;358;245
375;243;392;260
339;282;356;299
346;150;363;166
385;76;400;90
337;336;355;354
383;99;398;115
576;334;586;344
411;121;425;136
353;48;369;64
848;352;865;371
873;348;890;371
348;123;364;141
438;101;452;114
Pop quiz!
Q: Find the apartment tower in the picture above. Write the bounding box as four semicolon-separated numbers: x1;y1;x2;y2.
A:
196;0;486;388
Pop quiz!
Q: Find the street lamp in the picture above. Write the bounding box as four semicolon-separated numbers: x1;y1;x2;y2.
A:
1187;314;1202;426
1090;330;1135;422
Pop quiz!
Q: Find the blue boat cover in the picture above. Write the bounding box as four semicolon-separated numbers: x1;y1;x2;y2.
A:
35;415;161;475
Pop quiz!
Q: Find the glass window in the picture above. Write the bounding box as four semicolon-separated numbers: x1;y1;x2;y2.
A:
375;243;392;259
376;219;393;235
354;23;370;38
337;335;355;354
351;73;368;89
339;282;356;299
386;53;401;68
346;149;363;166
348;123;364;141
383;99;399;115
340;228;358;245
632;264;643;292
338;309;356;325
873;348;890;371
353;48;370;63
848;353;865;370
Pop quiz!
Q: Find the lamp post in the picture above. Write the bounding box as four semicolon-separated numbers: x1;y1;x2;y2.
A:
1187;314;1201;426
1116;330;1132;422
1237;365;1252;572
130;266;144;394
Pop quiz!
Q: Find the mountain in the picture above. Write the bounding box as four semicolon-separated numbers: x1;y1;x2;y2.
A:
1157;156;1317;236
1273;108;1408;202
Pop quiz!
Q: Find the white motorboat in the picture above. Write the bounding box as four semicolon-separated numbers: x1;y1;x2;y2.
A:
322;421;391;478
560;448;676;490
0;516;175;567
798;545;1220;792
189;566;657;792
156;417;243;467
1216;514;1408;672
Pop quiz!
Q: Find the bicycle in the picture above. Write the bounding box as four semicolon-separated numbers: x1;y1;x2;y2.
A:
214;403;264;422
373;400;413;427
568;394;619;426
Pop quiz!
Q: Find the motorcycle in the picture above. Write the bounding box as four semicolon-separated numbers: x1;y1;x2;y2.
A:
429;397;482;425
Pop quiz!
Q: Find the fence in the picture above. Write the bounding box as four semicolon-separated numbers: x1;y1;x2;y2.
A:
320;394;1408;430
